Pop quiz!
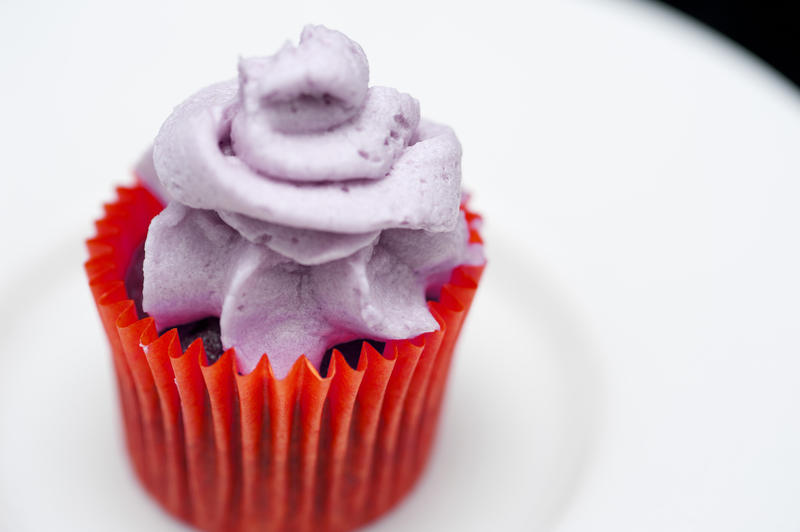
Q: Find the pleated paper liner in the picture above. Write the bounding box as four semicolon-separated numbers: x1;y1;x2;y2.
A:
85;184;484;532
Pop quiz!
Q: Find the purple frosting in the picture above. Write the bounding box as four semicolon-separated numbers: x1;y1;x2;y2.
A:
143;25;483;376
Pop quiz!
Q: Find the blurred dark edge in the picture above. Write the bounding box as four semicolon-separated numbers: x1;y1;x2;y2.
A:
657;0;800;89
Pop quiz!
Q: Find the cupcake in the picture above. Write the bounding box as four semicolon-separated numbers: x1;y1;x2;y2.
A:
86;25;485;532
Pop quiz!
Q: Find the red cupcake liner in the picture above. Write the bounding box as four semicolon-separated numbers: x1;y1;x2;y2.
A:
85;185;484;532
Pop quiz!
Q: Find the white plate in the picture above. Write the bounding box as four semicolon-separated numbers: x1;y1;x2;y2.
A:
2;0;800;531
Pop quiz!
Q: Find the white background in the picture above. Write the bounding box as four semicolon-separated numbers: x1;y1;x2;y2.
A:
2;0;800;530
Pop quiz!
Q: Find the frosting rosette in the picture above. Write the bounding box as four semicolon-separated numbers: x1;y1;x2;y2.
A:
143;25;483;376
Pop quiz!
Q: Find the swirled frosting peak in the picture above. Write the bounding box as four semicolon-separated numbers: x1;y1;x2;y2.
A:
239;25;369;135
231;25;420;183
143;25;483;377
